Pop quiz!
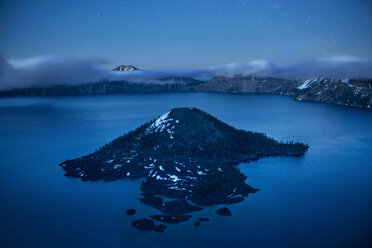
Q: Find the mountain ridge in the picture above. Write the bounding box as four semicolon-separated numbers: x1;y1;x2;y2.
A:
0;73;371;109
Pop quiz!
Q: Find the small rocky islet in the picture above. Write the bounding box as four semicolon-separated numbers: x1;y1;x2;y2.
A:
131;218;167;233
216;207;232;216
60;107;308;232
126;209;136;216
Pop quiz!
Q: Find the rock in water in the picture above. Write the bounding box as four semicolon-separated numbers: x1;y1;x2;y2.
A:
154;224;167;233
193;221;201;227
60;107;308;224
131;218;167;233
131;218;156;231
216;207;232;216
126;209;136;216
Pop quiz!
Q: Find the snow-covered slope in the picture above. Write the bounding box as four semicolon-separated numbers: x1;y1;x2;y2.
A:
294;78;372;108
112;65;139;72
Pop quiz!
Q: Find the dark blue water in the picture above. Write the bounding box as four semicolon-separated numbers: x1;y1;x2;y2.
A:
0;93;371;248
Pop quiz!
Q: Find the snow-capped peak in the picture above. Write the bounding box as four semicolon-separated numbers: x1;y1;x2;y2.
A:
112;65;139;72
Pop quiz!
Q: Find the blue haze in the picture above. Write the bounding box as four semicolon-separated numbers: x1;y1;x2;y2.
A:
0;93;371;247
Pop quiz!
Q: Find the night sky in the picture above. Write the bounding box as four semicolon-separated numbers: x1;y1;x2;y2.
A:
0;0;371;70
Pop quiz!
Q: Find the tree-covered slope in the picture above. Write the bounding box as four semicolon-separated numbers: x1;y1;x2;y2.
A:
60;108;308;207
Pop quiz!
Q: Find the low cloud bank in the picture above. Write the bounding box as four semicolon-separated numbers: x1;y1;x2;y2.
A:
0;55;371;90
0;56;109;90
275;56;372;79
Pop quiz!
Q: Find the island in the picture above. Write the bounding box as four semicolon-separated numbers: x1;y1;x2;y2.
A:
60;107;309;231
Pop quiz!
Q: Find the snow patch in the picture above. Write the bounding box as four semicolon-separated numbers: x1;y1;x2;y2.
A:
113;164;122;169
144;163;155;169
341;78;350;84
152;171;158;177
169;186;186;190
167;174;181;182
297;78;319;90
146;111;178;139
156;175;167;180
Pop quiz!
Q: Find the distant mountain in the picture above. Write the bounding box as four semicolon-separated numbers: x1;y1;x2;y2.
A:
60;107;308;215
112;65;139;72
0;74;371;109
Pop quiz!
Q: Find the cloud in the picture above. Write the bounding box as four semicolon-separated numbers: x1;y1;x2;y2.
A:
0;55;371;90
275;56;372;79
0;56;210;89
108;68;210;83
206;60;277;77
0;56;109;90
319;55;367;63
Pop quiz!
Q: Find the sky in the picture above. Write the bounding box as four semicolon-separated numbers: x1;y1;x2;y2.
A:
0;0;371;70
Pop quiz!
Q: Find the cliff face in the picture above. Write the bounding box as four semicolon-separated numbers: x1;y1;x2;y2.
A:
196;77;372;108
294;78;372;108
1;76;371;109
195;76;299;95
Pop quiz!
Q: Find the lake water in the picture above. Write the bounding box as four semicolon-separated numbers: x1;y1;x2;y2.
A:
0;93;371;248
